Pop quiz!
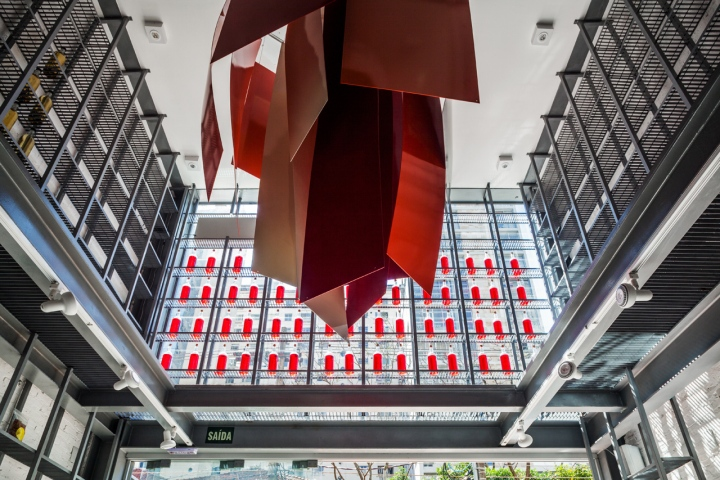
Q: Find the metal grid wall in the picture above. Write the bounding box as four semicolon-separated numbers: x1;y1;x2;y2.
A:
190;411;501;423
526;0;720;310
149;189;555;387
0;0;181;333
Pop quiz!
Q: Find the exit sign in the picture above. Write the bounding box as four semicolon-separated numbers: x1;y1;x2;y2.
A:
206;427;234;444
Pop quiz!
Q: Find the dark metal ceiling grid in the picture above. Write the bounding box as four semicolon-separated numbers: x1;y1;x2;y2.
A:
530;0;719;314
0;0;181;334
611;194;720;333
0;245;118;388
565;332;664;389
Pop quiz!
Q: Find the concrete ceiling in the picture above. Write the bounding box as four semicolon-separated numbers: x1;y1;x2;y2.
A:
114;0;592;196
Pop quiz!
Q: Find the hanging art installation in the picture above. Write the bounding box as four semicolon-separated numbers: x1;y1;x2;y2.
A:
201;0;479;338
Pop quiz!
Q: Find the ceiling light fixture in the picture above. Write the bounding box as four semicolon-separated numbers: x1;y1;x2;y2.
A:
516;421;533;448
40;282;78;315
616;272;652;309
160;427;177;450
113;366;140;391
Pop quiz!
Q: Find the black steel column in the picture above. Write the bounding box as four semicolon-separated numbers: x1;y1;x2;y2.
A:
409;279;421;385
70;410;96;479
0;0;46;66
196;236;230;384
604;412;630;480
446;200;475;384
518;183;557;317
102;115;165;278
0;0;79;120
26;367;73;480
101;419;125;480
541;117;596;261
486;186;526;371
306;312;316;385
74;70;149;238
669;397;706;480
625;367;668;480
250;277;270;385
124;153;179;309
40;17;131;190
577;21;651;173
580;417;603;480
558;73;619;222
528;154;573;295
622;0;692;108
0;333;38;422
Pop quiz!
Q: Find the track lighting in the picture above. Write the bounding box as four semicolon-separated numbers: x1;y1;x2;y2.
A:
557;360;582;380
113;366;140;391
160;426;177;450
516;421;533;448
40;282;78;315
616;272;652;309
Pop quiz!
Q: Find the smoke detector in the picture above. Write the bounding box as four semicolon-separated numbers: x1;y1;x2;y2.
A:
497;155;513;171
145;21;167;44
532;23;554;46
185;155;199;171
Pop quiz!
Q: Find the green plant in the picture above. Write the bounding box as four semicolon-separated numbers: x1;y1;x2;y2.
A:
485;463;592;480
435;462;473;480
389;466;410;480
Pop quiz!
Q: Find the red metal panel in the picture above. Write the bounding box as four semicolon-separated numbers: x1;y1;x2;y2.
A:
341;0;479;103
201;80;223;200
230;41;261;177
387;94;446;294
211;0;334;62
233;63;274;178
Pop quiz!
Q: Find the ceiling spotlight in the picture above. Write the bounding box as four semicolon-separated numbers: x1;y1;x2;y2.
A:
516;421;533;448
144;21;167;44
532;23;554;46
616;272;652;309
160;426;177;450
40;282;78;315
113;366;140;391
557;360;582;380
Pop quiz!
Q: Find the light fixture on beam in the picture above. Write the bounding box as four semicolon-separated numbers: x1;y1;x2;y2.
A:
113;366;140;391
516;421;533;448
616;272;652;309
160;426;177;450
40;282;78;315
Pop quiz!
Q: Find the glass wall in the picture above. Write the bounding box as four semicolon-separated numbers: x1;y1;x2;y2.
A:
149;189;555;386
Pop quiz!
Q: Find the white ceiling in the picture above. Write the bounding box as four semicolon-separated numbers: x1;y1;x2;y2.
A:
114;0;591;195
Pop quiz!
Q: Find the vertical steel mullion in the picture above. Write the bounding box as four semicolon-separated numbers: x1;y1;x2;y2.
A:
306;312;316;385
147;185;193;344
70;410;96;479
361;314;367;385
0;0;79;120
101;418;125;480
446;201;475;384
0;0;46;65
40;19;131;190
486;187;526;372
577;21;651;173
580;417;603;480
26;367;73;480
409;279;421;385
669;397;706;480
604;412;630;479
519;183;557;318
195;236;230;384
102;116;165;278
625;368;668;479
124;153;178;310
558;74;620;223
0;333;38;422
542;118;596;261
529;155;574;295
203;244;232;385
74;70;148;238
622;0;692;108
250;277;270;385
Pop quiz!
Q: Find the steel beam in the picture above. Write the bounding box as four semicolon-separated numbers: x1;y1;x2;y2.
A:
77;386;624;413
580;418;602;480
577;21;651;173
669;397;706;480
70;410;96;479
122;423;586;454
622;0;692;109
503;65;720;446
604;412;630;479
26;368;72;480
0;332;38;422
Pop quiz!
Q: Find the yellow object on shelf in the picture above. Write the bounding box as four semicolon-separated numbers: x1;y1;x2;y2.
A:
2;103;19;130
19;130;35;157
29;94;53;127
18;70;41;103
43;49;66;78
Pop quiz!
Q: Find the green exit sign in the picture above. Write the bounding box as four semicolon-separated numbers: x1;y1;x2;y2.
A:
206;427;234;444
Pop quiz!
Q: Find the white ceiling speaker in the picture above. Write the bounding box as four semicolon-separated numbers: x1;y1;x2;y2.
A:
557;360;582;380
516;421;533;448
497;155;513;171
40;282;78;315
616;272;652;309
144;21;167;44
113;366;140;391
184;155;199;171
160;426;177;450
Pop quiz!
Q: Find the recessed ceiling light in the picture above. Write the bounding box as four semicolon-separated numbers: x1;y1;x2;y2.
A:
532;23;554;46
144;21;167;44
